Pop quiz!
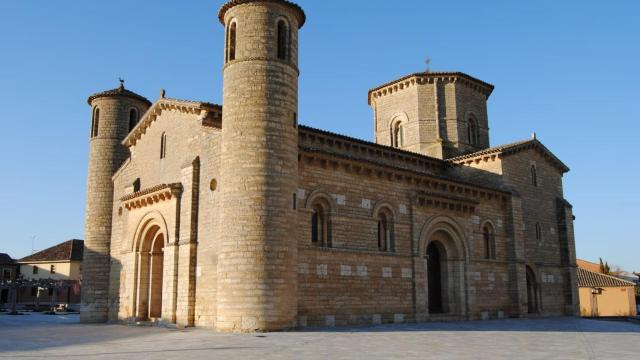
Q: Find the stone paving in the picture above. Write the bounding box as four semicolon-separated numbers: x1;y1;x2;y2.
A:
0;314;639;359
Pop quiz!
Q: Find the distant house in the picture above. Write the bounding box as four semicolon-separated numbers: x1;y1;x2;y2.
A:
0;253;18;305
16;239;83;309
577;267;637;318
576;259;601;273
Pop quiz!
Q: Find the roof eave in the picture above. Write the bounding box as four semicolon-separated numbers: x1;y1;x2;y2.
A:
367;72;495;105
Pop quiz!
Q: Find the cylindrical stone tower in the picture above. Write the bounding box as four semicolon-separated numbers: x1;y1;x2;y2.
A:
81;82;150;323
217;0;305;332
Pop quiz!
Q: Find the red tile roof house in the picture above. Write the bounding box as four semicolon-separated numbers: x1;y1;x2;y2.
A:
578;268;637;318
14;240;83;311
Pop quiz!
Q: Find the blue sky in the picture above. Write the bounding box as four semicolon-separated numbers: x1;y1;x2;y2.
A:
0;0;638;271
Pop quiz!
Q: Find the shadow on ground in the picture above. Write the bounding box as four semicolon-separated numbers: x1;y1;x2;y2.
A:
0;313;638;355
299;317;640;334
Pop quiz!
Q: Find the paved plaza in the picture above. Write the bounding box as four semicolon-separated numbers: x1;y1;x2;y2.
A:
0;314;638;359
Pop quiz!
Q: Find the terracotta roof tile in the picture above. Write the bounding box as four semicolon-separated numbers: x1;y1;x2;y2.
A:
447;139;570;173
87;84;151;106
18;240;84;263
577;267;636;288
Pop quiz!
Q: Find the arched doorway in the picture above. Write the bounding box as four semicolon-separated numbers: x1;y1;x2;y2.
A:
135;224;165;321
427;241;446;314
526;266;538;314
422;226;467;317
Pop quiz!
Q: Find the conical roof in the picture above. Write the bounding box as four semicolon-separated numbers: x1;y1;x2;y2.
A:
87;81;151;105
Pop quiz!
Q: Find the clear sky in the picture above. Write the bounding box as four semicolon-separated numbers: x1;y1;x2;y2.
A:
0;0;638;271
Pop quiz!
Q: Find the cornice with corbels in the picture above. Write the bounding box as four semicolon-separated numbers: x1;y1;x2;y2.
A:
123;97;222;148
299;147;509;208
414;191;480;215
121;183;183;211
368;72;495;105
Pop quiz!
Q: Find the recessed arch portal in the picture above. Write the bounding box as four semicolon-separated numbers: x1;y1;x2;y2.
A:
420;216;468;317
132;214;168;322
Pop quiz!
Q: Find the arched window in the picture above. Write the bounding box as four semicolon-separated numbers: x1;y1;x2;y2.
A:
391;121;403;148
129;108;139;132
535;223;542;242
467;116;479;146
531;165;538;187
377;209;395;252
277;20;289;61
91;107;100;138
483;223;496;259
227;21;237;62
311;201;331;247
160;132;167;159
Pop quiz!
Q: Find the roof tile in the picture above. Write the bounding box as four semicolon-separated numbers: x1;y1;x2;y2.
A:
18;240;84;263
577;267;636;288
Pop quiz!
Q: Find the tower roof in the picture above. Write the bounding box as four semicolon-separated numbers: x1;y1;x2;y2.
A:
218;0;306;28
87;81;151;106
368;72;495;105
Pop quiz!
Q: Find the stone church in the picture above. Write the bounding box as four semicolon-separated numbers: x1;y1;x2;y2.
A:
80;0;579;332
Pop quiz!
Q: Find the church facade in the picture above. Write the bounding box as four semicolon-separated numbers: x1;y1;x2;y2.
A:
80;0;579;332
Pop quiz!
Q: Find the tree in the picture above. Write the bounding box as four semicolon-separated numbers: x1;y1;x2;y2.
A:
598;258;612;275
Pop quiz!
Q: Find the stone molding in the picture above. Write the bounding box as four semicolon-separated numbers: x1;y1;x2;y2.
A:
123;98;222;148
300;147;509;205
414;191;481;215
223;57;300;75
218;0;306;28
121;183;183;210
368;72;495;105
299;125;444;172
448;139;570;174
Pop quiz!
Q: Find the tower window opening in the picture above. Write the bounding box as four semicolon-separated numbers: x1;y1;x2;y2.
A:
467;116;479;146
535;222;542;242
277;20;289;60
392;122;403;148
133;178;141;193
531;165;538;187
227;21;237;62
91;107;100;138
160;132;167;159
129;108;139;132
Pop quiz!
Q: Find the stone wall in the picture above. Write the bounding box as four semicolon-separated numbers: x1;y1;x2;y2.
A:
108;104;221;326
